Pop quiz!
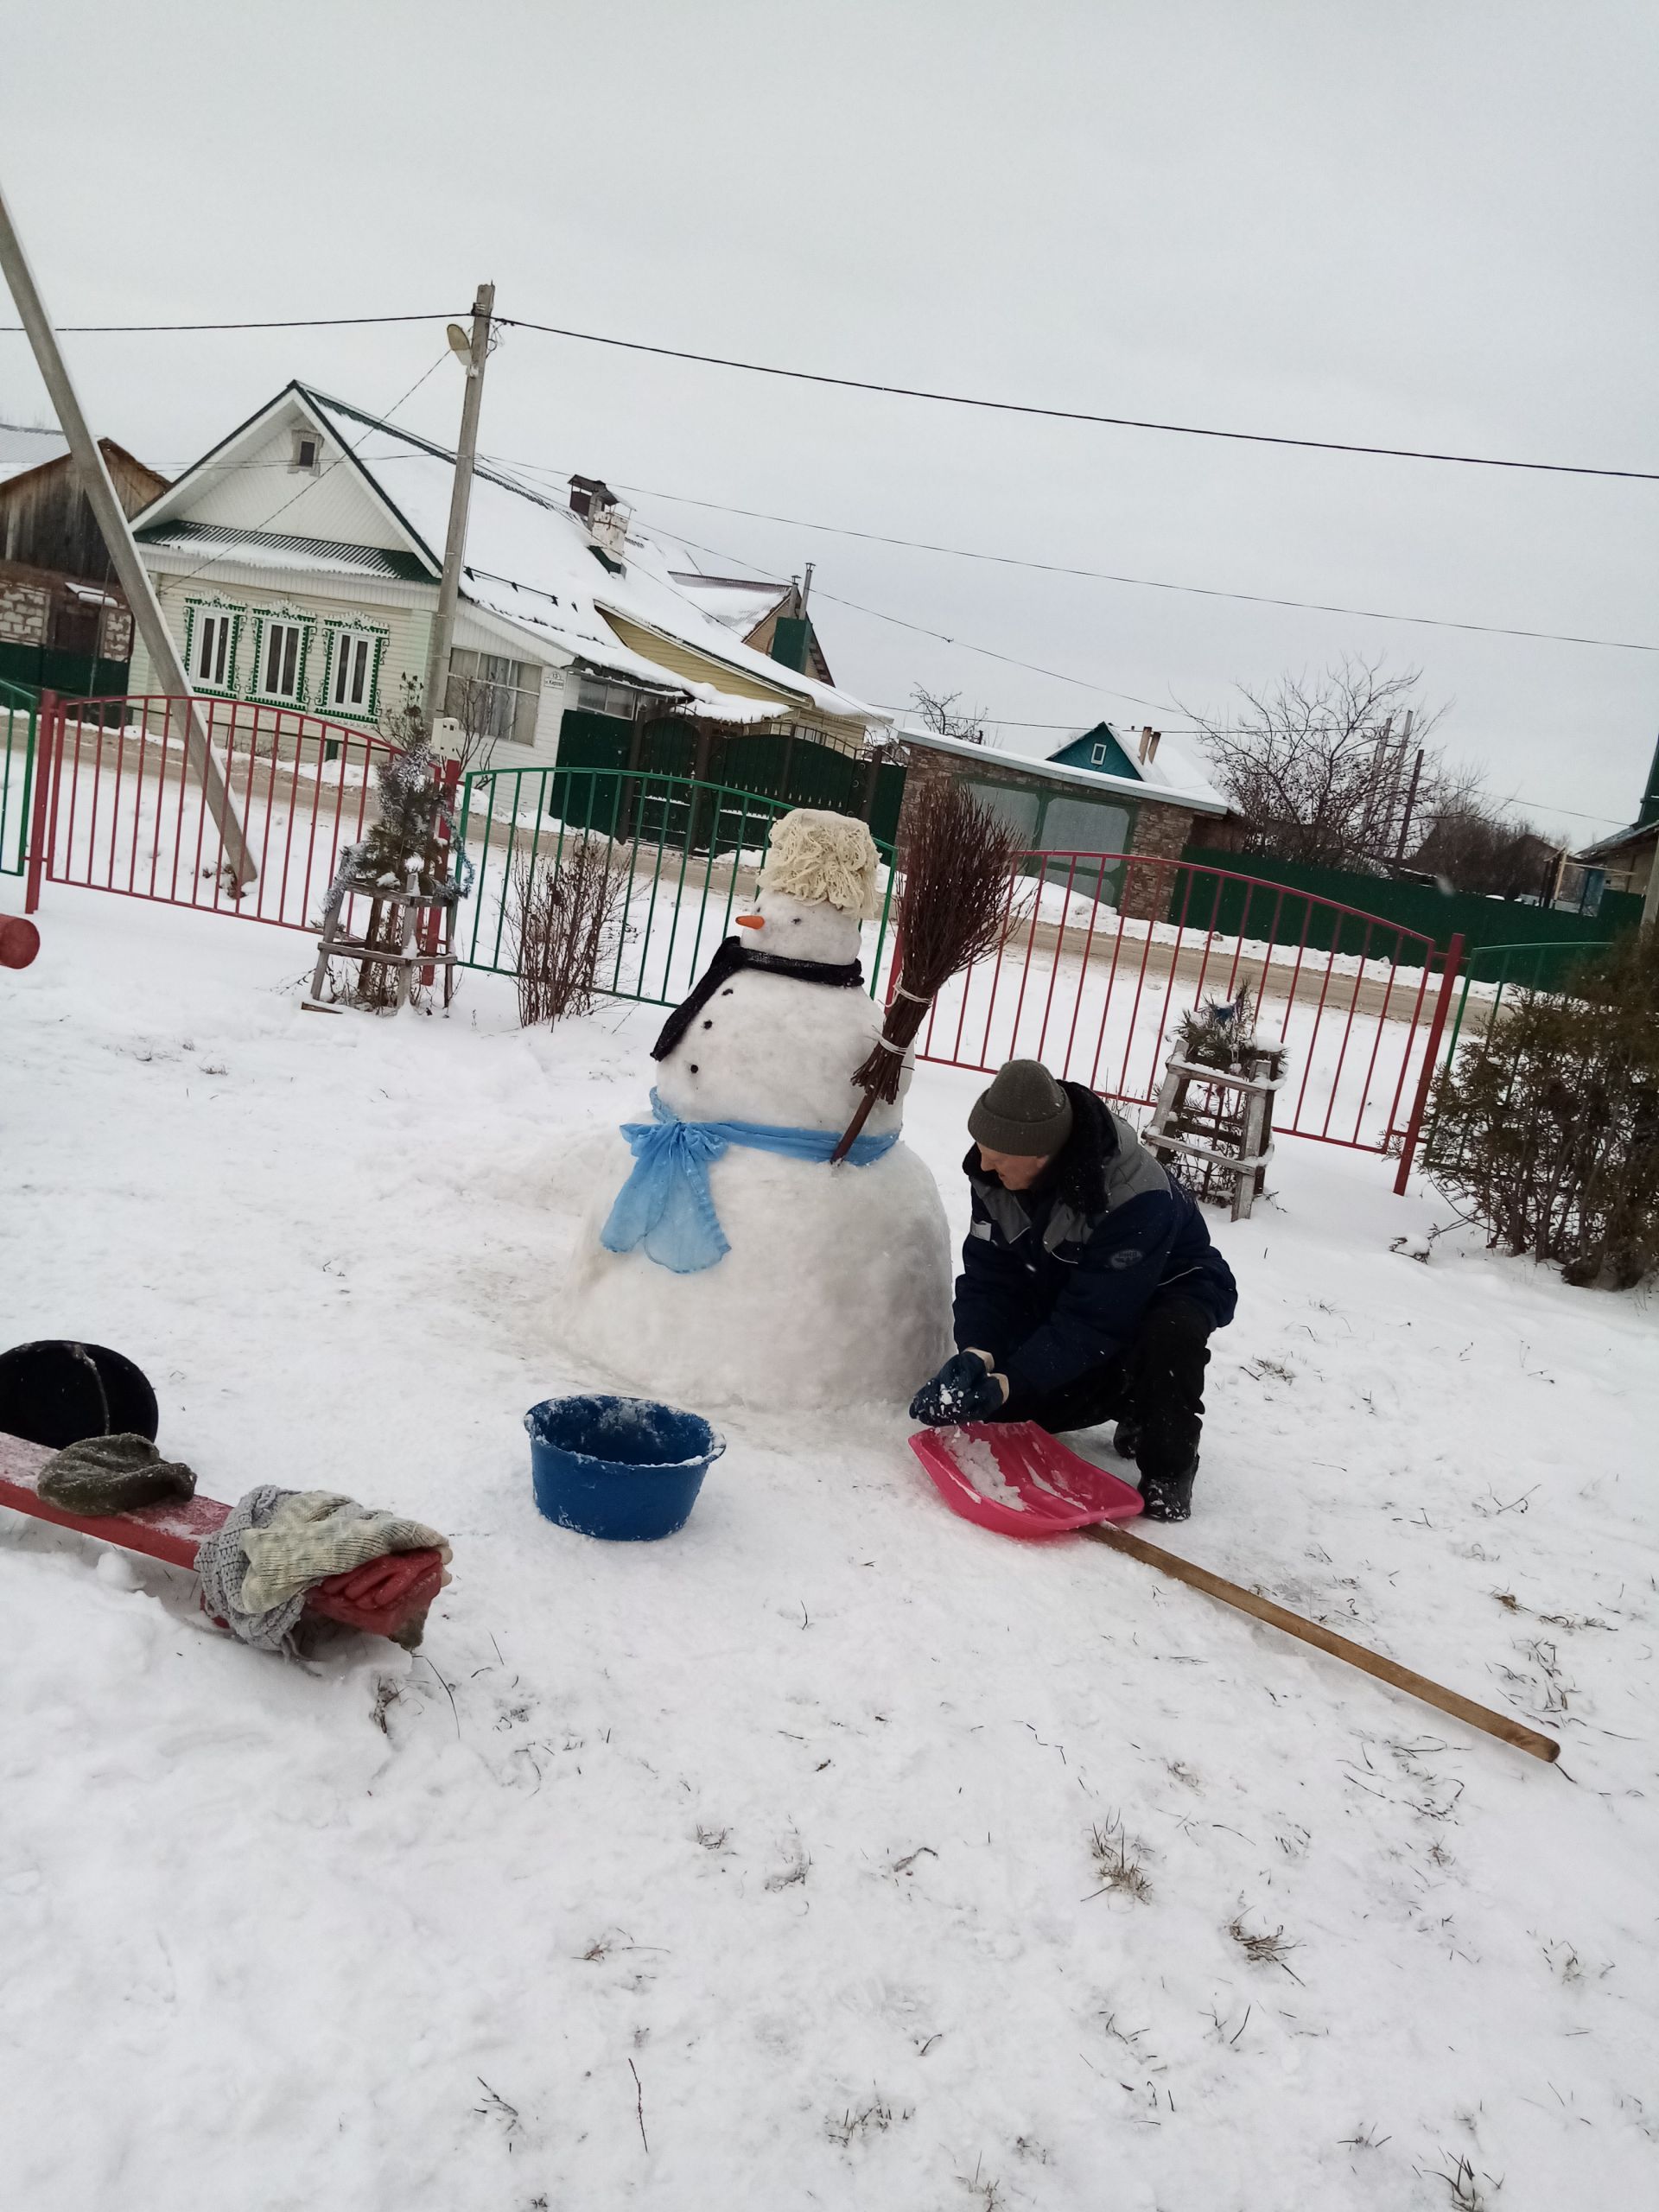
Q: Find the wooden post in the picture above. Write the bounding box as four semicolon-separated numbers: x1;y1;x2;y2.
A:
617;709;646;843
1235;1083;1267;1221
416;759;461;986
22;689;58;915
689;721;715;853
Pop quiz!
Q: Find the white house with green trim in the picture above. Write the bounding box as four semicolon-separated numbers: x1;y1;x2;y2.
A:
128;383;884;761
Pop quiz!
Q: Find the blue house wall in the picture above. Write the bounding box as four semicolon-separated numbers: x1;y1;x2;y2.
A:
1049;722;1143;782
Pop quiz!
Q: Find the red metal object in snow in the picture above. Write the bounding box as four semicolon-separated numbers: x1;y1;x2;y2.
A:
0;1429;443;1645
0;915;40;968
908;1421;1144;1540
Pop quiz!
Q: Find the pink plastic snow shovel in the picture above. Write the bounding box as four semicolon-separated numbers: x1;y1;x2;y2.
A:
908;1420;1145;1538
910;1422;1560;1763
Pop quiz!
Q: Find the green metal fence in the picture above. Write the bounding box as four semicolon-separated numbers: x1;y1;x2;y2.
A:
1439;937;1612;1065
556;709;907;847
1179;843;1641;959
0;678;37;878
454;762;899;1007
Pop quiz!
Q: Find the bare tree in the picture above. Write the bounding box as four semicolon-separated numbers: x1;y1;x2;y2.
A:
911;686;987;746
442;670;514;773
1410;799;1558;900
1189;658;1446;872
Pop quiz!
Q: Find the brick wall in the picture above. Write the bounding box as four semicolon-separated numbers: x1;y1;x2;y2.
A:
0;557;134;659
895;736;1200;921
1119;798;1197;922
0;575;49;645
889;737;969;837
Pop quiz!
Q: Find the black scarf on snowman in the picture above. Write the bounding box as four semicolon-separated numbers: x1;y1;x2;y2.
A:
652;935;864;1062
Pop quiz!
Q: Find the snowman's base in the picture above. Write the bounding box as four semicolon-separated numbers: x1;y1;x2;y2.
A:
565;1128;954;1414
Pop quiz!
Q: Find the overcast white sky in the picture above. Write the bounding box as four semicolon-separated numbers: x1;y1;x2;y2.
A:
3;1;1656;842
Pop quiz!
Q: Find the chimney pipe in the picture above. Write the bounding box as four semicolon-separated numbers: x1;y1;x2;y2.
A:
1137;726;1161;766
800;561;814;610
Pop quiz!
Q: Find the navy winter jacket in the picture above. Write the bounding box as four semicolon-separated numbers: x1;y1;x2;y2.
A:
953;1083;1237;1410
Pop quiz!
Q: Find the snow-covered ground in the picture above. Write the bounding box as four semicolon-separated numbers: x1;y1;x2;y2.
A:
3;886;1656;2210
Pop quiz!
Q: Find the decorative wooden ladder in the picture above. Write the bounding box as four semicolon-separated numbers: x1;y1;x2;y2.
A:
308;863;461;1014
1141;1041;1287;1221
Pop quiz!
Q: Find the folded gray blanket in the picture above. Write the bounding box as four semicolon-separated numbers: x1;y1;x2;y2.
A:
37;1433;196;1516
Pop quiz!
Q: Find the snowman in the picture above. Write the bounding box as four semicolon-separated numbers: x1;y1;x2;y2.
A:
566;810;953;1411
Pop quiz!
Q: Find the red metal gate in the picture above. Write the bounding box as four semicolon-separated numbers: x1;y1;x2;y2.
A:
911;849;1461;1168
24;691;394;931
18;702;1463;1181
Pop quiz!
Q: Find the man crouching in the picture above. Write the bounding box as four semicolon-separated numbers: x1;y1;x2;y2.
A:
909;1059;1237;1521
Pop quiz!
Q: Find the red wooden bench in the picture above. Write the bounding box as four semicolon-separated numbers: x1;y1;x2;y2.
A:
0;1429;444;1647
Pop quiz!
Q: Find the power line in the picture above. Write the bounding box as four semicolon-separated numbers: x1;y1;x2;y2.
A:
871;708;1210;733
103;424;1659;658
802;581;1179;716
495;316;1659;485
9;303;1659;480
652;518;1638;830
1;311;462;334
499;459;1658;655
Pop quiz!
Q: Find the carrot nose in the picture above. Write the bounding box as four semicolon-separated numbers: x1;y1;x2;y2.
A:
735;912;765;929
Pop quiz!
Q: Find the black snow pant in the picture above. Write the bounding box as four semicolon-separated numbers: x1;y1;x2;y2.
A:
995;1294;1213;1481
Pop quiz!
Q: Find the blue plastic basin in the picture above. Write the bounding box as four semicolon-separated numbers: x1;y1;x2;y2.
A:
524;1393;725;1541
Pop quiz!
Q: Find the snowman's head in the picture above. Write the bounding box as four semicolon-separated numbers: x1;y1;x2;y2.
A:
734;887;862;965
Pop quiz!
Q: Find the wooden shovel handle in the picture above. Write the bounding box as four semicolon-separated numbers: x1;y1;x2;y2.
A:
1083;1521;1560;1764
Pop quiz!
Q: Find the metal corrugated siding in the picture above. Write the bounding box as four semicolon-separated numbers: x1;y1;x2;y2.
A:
598;612;869;747
137;524;429;582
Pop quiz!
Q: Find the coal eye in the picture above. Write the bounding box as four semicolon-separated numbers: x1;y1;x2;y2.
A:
791;916;800;925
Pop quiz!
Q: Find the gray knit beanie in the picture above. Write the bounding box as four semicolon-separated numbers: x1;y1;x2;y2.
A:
968;1059;1074;1157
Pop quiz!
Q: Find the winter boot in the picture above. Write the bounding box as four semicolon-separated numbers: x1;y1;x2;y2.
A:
1139;1454;1198;1523
1111;1421;1141;1461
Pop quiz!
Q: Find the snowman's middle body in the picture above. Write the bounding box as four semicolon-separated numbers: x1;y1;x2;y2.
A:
569;912;954;1413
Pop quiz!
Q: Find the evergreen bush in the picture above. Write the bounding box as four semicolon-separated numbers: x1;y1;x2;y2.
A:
1424;929;1659;1287
341;678;454;898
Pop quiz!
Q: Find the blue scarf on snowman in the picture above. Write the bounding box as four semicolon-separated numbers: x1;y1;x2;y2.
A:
601;1091;899;1274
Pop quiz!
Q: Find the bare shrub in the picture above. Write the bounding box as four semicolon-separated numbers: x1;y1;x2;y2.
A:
510;834;628;1027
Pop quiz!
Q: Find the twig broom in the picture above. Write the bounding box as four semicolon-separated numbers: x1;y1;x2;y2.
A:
830;781;1020;1163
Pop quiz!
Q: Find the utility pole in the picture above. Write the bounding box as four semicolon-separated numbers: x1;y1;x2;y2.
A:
1394;745;1426;863
0;178;255;885
421;282;494;737
1357;714;1394;860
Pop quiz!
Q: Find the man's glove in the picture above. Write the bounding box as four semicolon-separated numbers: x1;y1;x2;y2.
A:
908;1349;1009;1427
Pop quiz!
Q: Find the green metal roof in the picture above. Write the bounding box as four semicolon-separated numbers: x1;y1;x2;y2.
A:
136;519;432;584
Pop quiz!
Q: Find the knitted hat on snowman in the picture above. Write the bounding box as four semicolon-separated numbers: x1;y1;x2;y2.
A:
758;809;880;922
